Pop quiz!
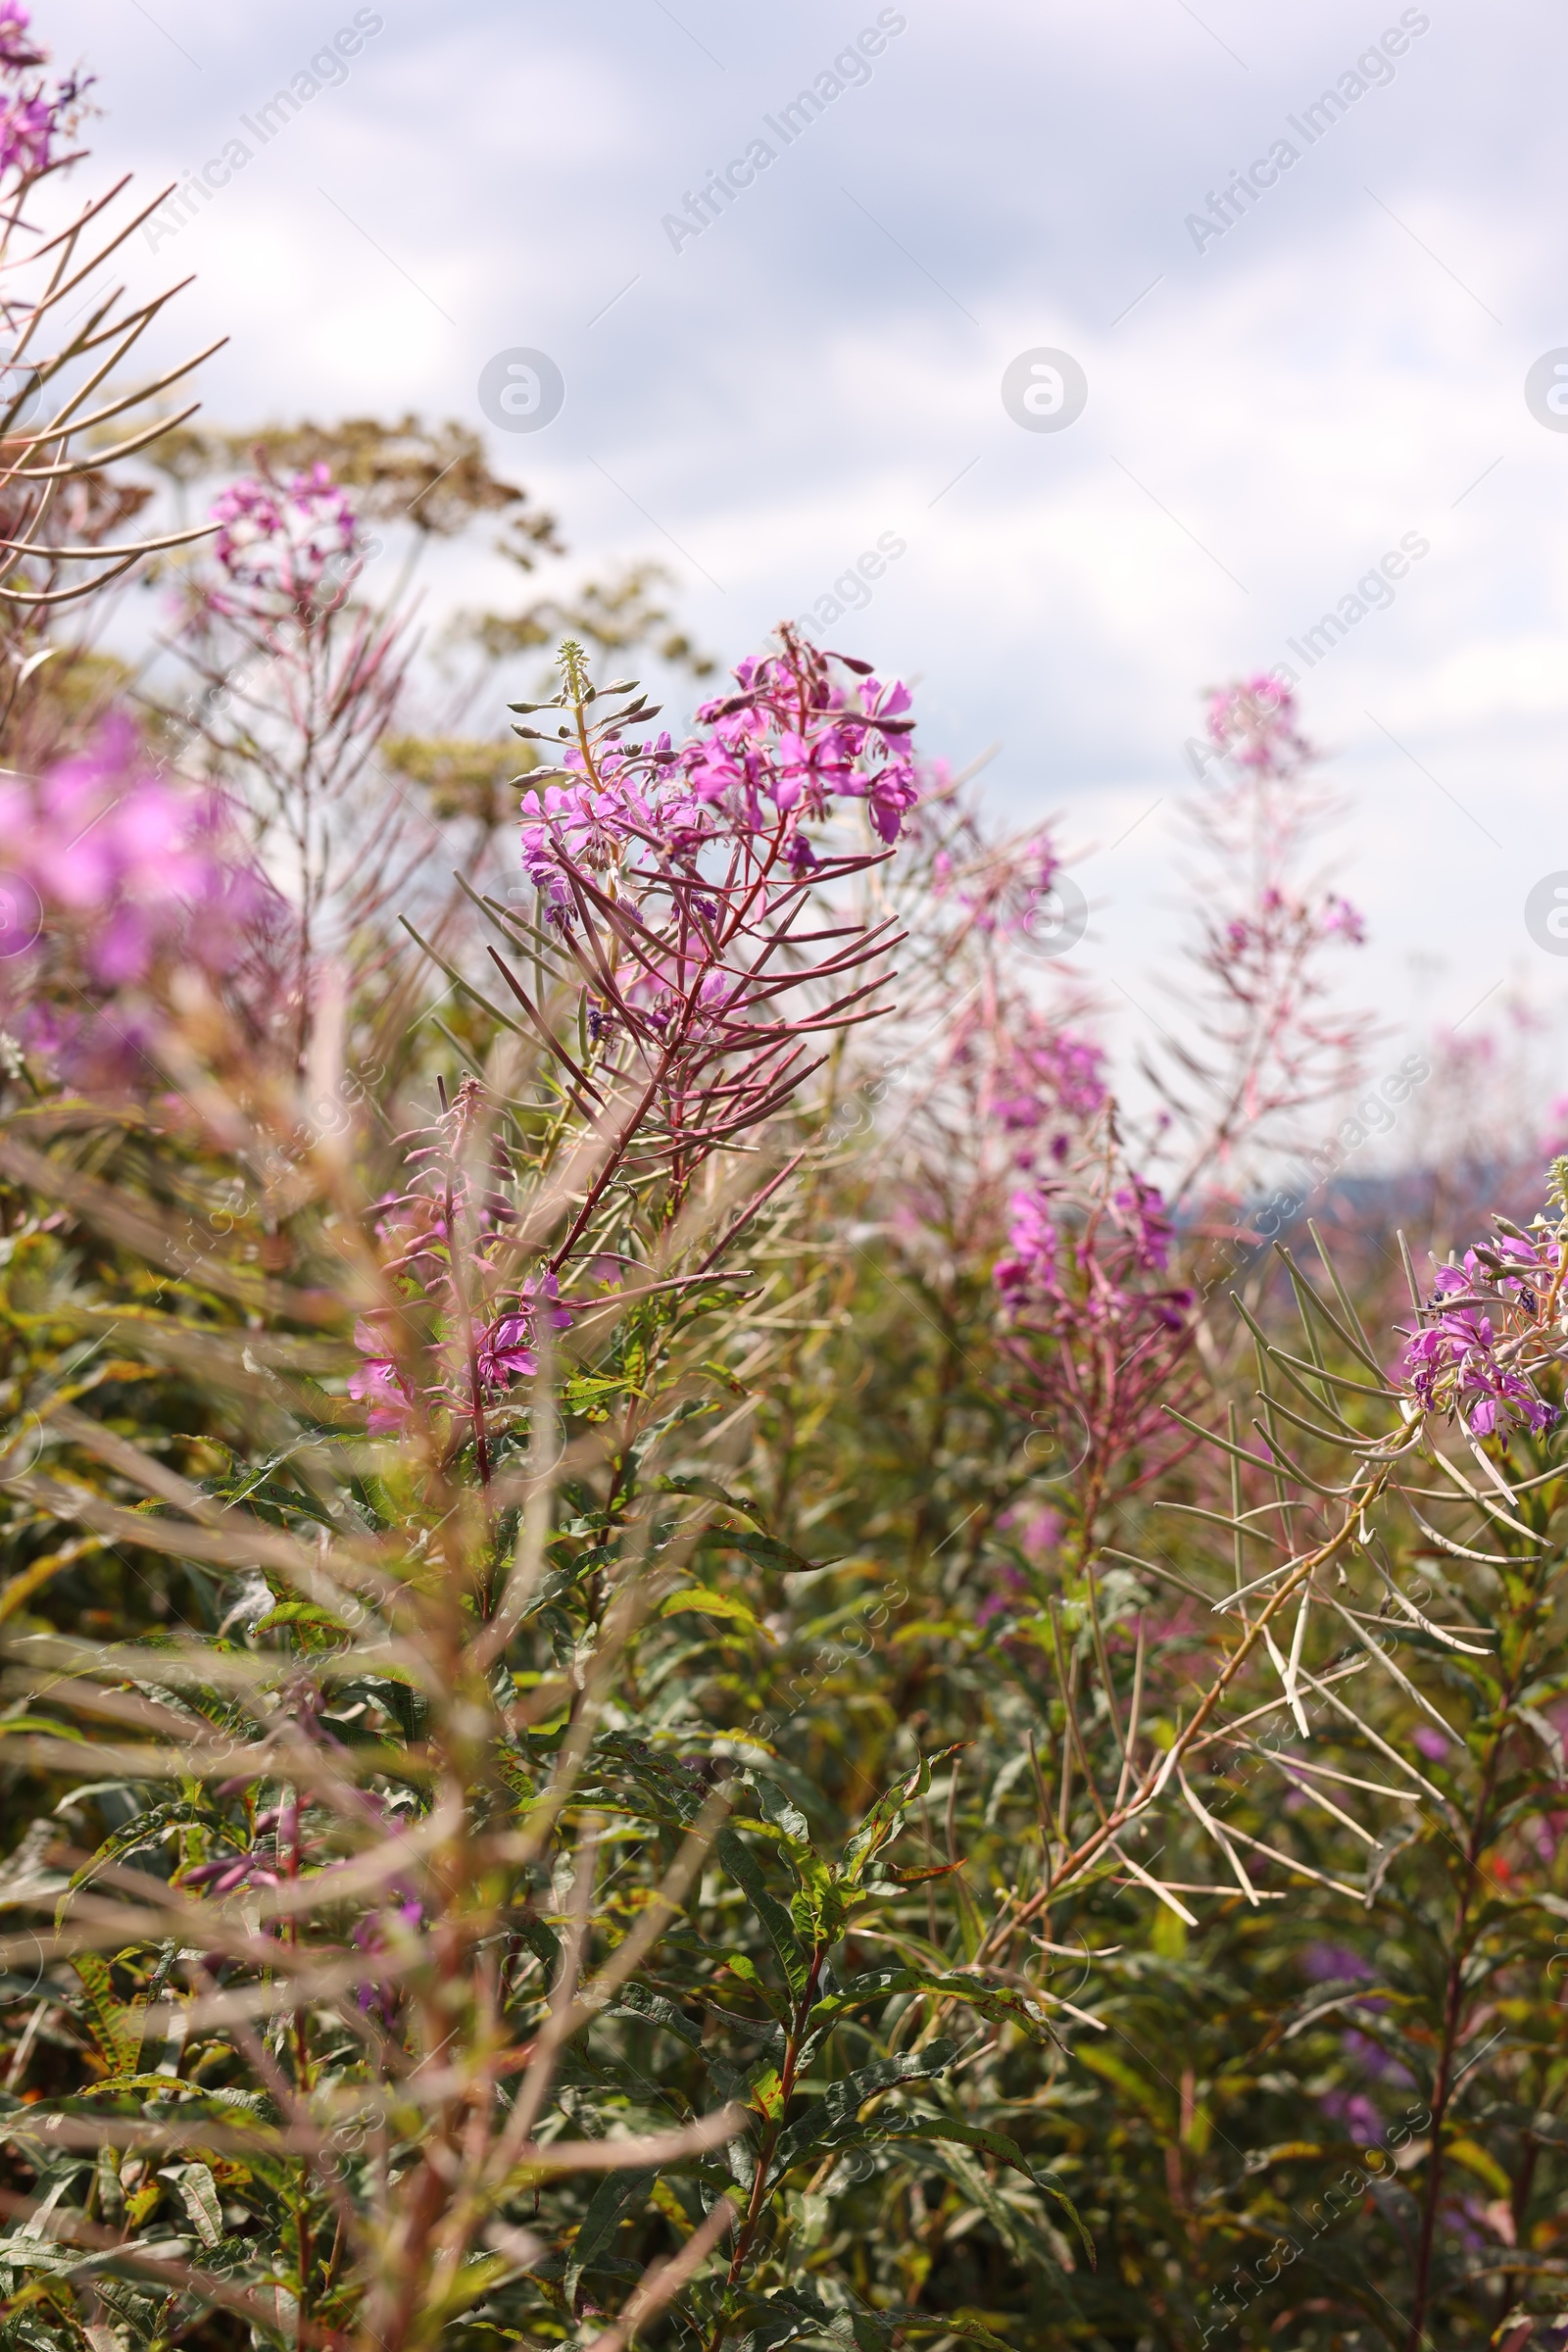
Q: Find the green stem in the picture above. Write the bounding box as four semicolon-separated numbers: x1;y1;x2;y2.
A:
703;1942;827;2352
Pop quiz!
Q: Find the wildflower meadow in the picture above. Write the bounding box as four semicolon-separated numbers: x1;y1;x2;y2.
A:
0;13;1560;2352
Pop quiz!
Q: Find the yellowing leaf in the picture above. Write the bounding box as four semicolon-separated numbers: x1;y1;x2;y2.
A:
660;1587;767;1640
1446;2136;1511;2198
746;2062;786;2121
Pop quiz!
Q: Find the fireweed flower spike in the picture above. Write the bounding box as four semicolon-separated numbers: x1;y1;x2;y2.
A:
176;456;413;1038
1146;674;1374;1203
210;461;361;620
0;3;90;185
0;711;280;1081
358;635;917;1452
499;630;912;1224
993;1140;1199;1542
1396;1208;1567;1441
351;1082;581;1443
1203;671;1315;775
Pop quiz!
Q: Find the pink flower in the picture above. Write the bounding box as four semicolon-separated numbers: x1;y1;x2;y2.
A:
0;85;52;173
1205;674;1313;777
212;464;360;612
348;1322;413;1434
1398;1245;1558;1441
474;1274;574;1395
994;1188;1059;1305
514;639;920;928
475;1314;536;1392
1112;1177;1174;1272
997;1504;1060;1563
0;714;277;994
976;1013;1107;1169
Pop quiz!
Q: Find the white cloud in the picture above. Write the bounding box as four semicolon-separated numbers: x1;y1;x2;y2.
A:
32;0;1568;1072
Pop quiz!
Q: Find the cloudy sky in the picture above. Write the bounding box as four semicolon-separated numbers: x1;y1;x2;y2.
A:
38;0;1568;1099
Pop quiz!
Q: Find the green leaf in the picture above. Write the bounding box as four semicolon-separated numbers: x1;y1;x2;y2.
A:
768;2040;958;2178
745;2061;786;2121
841;1744;967;1888
564;2167;651;2309
891;2317;1012;2351
58;1800;216;1924
252;1599;354;1642
717;1829;809;1998
69;1954;142;2079
900;2140;1080;2284
701;1528;830;1576
511;1912;563;1979
751;1777;810;1849
808;1968;1059;2047
601;1983;705;2050
94;2075;268;2118
714;1950;792;2027
789;1861;850;1952
877;2116;1035;2176
160;2161;222;2249
661;1587;768;1641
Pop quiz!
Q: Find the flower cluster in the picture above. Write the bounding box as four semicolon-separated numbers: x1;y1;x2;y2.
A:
516;632;918;918
994;1185;1058;1307
992;1162;1198;1499
1204;673;1314;777
211;461;360;615
181;1800;300;1896
978;1008;1107;1168
0;713;273;990
1398;1232;1561;1441
995;1174;1187;1327
349;1082;575;1438
1218;884;1366;967
932;822;1080;956
0;3;88;184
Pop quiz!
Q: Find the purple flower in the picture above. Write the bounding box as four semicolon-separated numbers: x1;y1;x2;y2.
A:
0;2;36;65
1112;1177;1175;1272
979;1013;1107;1168
515;642;920;928
0;714;277;1011
1399;1297;1556;1441
975;1563;1029;1628
1320;2088;1384;2145
475;1314;536;1392
212;464;360;612
475;1277;573;1396
997;1503;1060;1563
0;85;52;173
348;1322;413;1434
1301;1941;1375;1984
994;1188;1059;1305
1204;674;1313;778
